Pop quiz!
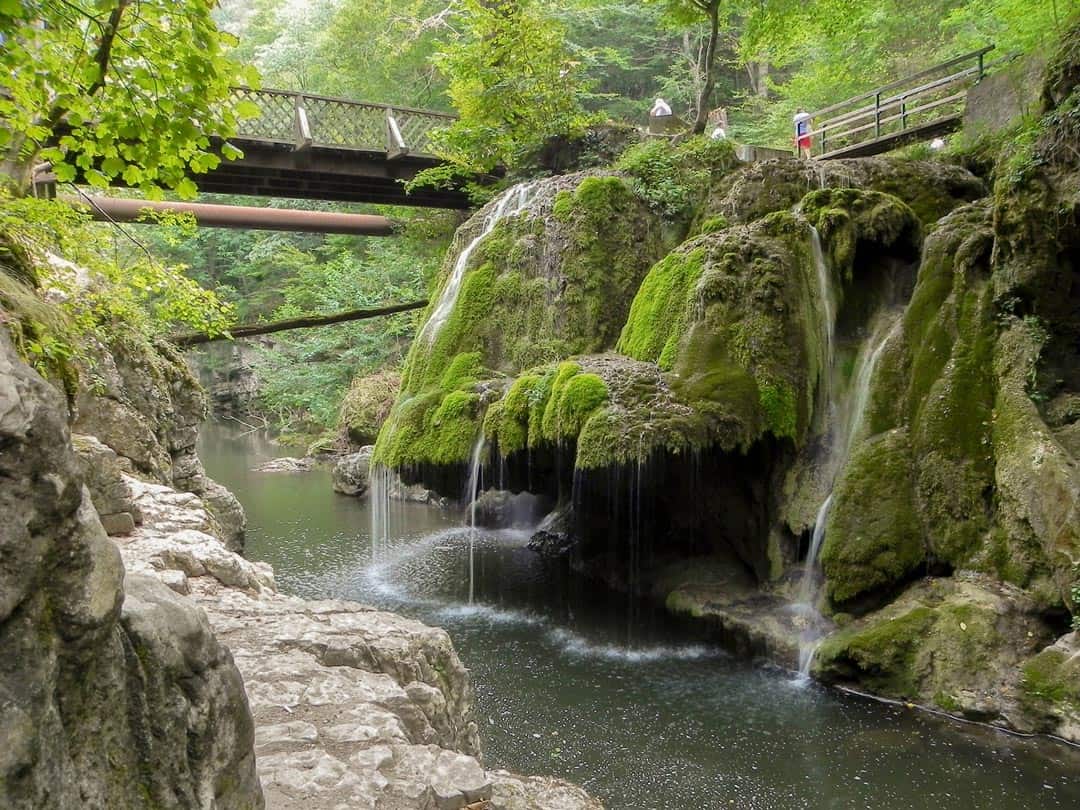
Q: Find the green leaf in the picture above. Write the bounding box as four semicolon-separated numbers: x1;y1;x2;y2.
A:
220;142;243;161
84;169;110;189
100;156;126;177
53;163;77;182
122;164;144;185
175;177;199;199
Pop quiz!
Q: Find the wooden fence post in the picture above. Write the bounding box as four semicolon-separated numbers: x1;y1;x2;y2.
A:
294;94;312;151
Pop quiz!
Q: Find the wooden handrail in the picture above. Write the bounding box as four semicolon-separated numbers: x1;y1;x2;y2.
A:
801;46;995;158
234;87;456;119
809;46;993;120
813;65;982;135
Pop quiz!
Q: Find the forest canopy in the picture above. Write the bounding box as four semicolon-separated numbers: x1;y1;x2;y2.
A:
3;0;1076;446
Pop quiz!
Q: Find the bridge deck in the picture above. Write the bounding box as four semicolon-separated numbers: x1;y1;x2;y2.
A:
807;47;994;161
818;115;963;160
143;88;474;207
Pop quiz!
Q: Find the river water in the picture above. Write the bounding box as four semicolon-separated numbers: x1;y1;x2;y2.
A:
199;423;1080;810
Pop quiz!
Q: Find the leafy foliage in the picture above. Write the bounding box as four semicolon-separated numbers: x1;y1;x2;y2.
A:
0;0;258;196
0;194;233;384
415;0;597;178
147;200;456;436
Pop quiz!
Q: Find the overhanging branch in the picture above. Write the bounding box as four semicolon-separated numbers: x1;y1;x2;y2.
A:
172;300;429;347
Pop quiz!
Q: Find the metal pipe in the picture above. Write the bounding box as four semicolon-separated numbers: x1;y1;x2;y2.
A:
60;196;397;235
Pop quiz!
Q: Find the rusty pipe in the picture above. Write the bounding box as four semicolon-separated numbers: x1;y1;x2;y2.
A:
60;196;397;235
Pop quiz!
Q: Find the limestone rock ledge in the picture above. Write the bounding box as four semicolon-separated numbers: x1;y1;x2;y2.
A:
117;472;602;810
0;333;262;810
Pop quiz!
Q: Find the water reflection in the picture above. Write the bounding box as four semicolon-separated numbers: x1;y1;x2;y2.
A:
199;423;1080;810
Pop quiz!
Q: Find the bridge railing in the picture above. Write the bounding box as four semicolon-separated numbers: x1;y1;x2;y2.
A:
804;46;995;158
227;87;456;158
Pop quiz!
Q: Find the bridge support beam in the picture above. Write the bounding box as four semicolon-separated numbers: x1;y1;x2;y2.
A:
61;196;398;235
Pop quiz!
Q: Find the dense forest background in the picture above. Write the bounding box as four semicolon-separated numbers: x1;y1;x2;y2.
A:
13;0;1069;448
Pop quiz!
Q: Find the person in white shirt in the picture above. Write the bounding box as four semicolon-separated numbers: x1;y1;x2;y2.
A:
650;98;673;117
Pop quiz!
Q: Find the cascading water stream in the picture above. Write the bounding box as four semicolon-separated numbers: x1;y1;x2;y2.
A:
417;181;536;346
370;463;392;563
464;435;486;604
808;225;836;401
796;311;903;675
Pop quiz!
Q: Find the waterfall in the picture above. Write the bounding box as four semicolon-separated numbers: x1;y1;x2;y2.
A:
464;435;486;605
808;225;835;415
370;463;392;563
417;182;537;346
795;311;902;675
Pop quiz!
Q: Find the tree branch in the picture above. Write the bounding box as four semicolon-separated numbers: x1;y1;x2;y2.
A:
84;0;132;97
172;301;430;347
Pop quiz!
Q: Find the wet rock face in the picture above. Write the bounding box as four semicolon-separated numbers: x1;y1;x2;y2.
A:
813;575;1056;727
0;333;262;810
333;447;373;496
74;333;247;551
473;489;551;528
254;456;316;473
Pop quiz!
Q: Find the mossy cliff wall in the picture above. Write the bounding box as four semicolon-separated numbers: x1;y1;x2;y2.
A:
813;26;1080;738
374;31;1080;738
374;172;673;474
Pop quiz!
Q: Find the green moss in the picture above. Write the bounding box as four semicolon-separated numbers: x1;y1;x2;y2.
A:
1020;649;1080;710
758;381;797;440
338;370;400;446
799;188;922;285
549;372;608;441
933;691;962;713
427;390;482;465
697;215;728;235
821;429;924;605
815;606;937;695
540;362;583;441
439;351;485;390
665;589;706;618
617;247;705;369
815;583;1004;703
487;361;609;454
488;372;542;454
377;171;671;470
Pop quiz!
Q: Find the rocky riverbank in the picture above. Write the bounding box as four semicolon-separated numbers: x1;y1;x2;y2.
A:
117;473;601;809
0;306;599;807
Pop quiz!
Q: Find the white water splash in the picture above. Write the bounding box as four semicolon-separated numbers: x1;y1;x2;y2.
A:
418;182;537;346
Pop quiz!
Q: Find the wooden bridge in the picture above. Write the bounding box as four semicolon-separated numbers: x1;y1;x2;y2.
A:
164;88;467;208
807;47;996;160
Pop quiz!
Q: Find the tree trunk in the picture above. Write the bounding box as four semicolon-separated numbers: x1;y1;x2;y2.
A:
1;136;37;194
171;300;429;347
692;2;721;134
